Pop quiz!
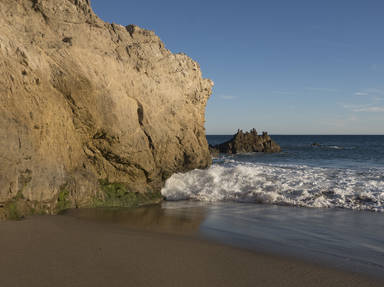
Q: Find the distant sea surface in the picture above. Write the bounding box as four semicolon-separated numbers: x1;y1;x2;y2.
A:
161;135;384;277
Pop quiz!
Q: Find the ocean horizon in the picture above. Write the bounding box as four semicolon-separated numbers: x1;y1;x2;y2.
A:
2;0;384;286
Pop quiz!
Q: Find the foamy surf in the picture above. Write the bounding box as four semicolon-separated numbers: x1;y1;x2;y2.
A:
161;160;384;212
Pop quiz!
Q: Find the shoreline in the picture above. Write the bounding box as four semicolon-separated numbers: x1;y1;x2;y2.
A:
0;213;383;287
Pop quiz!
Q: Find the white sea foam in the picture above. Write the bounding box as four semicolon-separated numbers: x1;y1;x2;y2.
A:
328;145;343;149
161;160;384;212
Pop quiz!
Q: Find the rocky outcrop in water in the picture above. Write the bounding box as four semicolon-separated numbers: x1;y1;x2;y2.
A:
0;0;213;218
210;129;281;155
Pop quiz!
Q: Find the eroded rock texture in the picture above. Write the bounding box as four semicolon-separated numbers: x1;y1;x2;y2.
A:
210;129;281;155
0;0;213;216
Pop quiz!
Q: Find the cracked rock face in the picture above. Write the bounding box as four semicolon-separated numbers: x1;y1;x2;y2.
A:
0;0;213;211
210;129;281;155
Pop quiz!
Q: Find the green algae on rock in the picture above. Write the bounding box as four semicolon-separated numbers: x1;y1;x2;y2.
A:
93;180;163;208
0;0;212;219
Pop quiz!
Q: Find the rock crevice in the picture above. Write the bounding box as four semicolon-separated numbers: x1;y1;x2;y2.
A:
0;0;213;218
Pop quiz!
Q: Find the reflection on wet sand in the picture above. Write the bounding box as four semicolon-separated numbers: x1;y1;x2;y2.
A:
61;201;384;279
62;203;207;235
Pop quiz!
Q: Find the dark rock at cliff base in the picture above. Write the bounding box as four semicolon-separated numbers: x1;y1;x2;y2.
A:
210;129;281;155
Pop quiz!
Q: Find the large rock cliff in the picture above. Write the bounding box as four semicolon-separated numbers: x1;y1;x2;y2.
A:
0;0;213;218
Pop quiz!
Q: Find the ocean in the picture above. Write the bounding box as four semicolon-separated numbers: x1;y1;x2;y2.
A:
160;135;384;277
163;135;384;212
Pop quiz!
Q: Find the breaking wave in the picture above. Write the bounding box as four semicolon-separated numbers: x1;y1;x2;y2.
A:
161;160;384;212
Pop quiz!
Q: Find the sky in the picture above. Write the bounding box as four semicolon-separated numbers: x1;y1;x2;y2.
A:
92;0;384;135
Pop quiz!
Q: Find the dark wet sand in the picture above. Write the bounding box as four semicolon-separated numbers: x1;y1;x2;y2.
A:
0;214;383;287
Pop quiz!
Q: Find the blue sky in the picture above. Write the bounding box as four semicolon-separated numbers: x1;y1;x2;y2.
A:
92;0;384;134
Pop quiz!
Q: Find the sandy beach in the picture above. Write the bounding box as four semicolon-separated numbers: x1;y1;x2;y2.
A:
0;213;382;287
0;1;382;287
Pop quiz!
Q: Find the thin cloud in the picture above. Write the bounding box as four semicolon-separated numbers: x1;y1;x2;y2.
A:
352;106;384;112
353;88;384;98
355;92;369;96
305;87;338;93
272;91;297;96
343;104;384;113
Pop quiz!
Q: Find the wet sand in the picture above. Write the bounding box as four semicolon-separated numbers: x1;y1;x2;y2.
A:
0;212;383;287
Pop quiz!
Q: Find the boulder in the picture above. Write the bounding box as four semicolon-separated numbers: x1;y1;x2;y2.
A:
210;129;281;154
